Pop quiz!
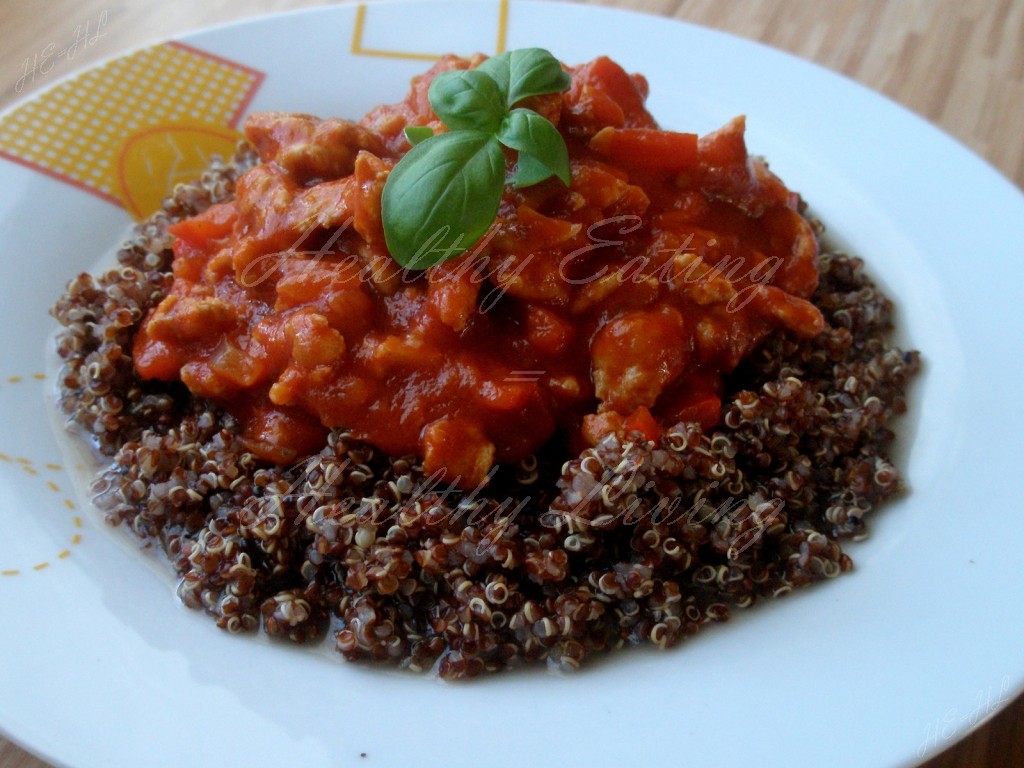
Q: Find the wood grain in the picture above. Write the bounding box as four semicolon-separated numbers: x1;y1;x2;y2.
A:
1;1;1021;767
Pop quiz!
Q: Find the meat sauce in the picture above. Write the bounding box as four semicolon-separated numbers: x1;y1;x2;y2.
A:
133;55;824;487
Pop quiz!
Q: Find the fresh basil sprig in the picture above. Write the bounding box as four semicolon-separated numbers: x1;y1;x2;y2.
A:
382;48;572;270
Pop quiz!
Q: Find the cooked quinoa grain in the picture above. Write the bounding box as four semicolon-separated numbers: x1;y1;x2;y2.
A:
53;148;920;679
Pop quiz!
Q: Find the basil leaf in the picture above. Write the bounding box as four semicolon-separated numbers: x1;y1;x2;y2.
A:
428;69;506;133
478;48;570;107
497;108;570;187
475;54;512;101
404;125;434;145
512;152;556;188
381;131;506;269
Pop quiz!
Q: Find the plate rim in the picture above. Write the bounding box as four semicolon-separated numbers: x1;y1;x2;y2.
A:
1;3;1023;768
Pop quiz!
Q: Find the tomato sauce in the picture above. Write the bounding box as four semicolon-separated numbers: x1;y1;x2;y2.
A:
133;54;823;487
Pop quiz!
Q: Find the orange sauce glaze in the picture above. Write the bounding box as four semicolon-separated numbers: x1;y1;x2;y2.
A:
133;54;824;488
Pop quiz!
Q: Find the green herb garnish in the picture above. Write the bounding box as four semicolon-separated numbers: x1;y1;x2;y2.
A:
382;48;572;270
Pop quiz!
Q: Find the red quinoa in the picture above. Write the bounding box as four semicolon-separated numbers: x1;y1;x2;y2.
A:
52;145;920;679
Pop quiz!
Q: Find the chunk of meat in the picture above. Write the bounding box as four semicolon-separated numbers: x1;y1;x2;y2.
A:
591;306;688;412
427;253;483;332
422;418;496;488
244;112;387;182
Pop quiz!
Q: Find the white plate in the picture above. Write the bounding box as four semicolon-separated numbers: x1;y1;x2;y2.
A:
2;2;1022;767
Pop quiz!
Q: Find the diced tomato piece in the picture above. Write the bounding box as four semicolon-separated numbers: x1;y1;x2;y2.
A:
698;116;748;169
660;392;721;432
570;84;626;129
571;57;655;128
590;128;699;172
622;406;661;442
169;237;209;283
168;202;237;250
132;322;181;380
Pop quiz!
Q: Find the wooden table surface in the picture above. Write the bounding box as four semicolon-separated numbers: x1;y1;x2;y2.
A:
1;1;1021;767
